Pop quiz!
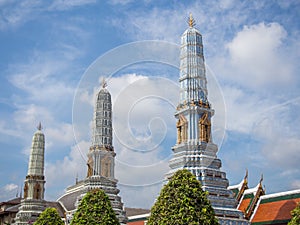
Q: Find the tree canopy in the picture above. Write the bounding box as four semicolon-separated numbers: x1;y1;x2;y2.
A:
147;169;219;225
71;188;119;225
288;202;300;225
33;207;64;225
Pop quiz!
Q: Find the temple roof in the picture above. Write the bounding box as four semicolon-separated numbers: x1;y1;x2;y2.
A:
251;189;300;224
57;188;82;212
125;208;150;217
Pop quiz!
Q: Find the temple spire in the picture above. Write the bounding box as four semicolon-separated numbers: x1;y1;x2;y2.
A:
168;16;249;224
14;124;46;224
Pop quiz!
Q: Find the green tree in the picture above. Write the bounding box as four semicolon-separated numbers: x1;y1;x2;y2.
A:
147;169;219;225
71;189;119;225
33;207;64;225
288;202;300;225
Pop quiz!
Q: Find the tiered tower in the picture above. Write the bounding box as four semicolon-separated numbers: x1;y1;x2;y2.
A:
14;123;46;225
167;14;249;224
82;80;127;224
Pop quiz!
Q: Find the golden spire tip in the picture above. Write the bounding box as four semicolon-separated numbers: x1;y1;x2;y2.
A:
188;13;195;27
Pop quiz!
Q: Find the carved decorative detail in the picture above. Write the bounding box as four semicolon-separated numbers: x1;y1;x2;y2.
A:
34;183;41;200
101;155;111;177
26;175;44;180
199;112;211;142
23;182;28;199
87;155;94;177
176;114;188;144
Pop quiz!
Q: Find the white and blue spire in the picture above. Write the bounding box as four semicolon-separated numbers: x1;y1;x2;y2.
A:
179;13;208;107
168;15;250;224
91;78;113;150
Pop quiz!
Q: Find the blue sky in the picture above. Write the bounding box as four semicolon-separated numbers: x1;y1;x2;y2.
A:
0;0;299;209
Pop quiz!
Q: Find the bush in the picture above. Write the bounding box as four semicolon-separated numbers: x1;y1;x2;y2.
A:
34;207;63;225
71;189;119;225
147;169;219;225
288;202;300;225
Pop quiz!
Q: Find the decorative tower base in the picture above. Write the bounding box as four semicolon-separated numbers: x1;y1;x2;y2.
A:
75;176;127;224
13;199;46;225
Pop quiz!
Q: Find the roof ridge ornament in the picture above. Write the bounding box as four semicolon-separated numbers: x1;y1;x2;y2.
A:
188;13;196;27
260;173;263;184
244;169;248;182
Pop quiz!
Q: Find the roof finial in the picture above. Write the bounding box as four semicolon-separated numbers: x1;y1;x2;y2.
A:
101;77;107;89
188;13;196;27
37;122;42;131
244;169;248;182
260;173;263;184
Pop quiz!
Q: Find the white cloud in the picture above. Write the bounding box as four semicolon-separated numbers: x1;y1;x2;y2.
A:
0;183;19;202
45;140;89;193
221;85;269;133
253;99;300;169
46;123;74;148
0;0;43;29
49;0;96;11
226;22;293;88
120;183;162;209
0;0;97;30
3;27;86;151
109;0;134;5
8;52;75;104
4;183;18;191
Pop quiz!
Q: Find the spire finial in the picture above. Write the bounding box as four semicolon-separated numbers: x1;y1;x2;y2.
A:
101;77;107;89
37;122;42;131
188;13;196;27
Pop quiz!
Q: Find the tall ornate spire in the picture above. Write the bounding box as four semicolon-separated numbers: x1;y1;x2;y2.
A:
57;80;127;224
14;124;46;225
178;14;208;109
167;15;249;225
84;79;127;224
90;80;113;150
27;123;45;182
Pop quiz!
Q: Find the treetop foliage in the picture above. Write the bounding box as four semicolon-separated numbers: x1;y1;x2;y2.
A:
288;202;300;225
71;188;119;225
147;169;219;225
33;207;64;225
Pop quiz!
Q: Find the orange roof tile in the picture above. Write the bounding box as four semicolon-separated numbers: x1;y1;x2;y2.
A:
127;221;146;225
251;196;300;224
238;198;252;213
